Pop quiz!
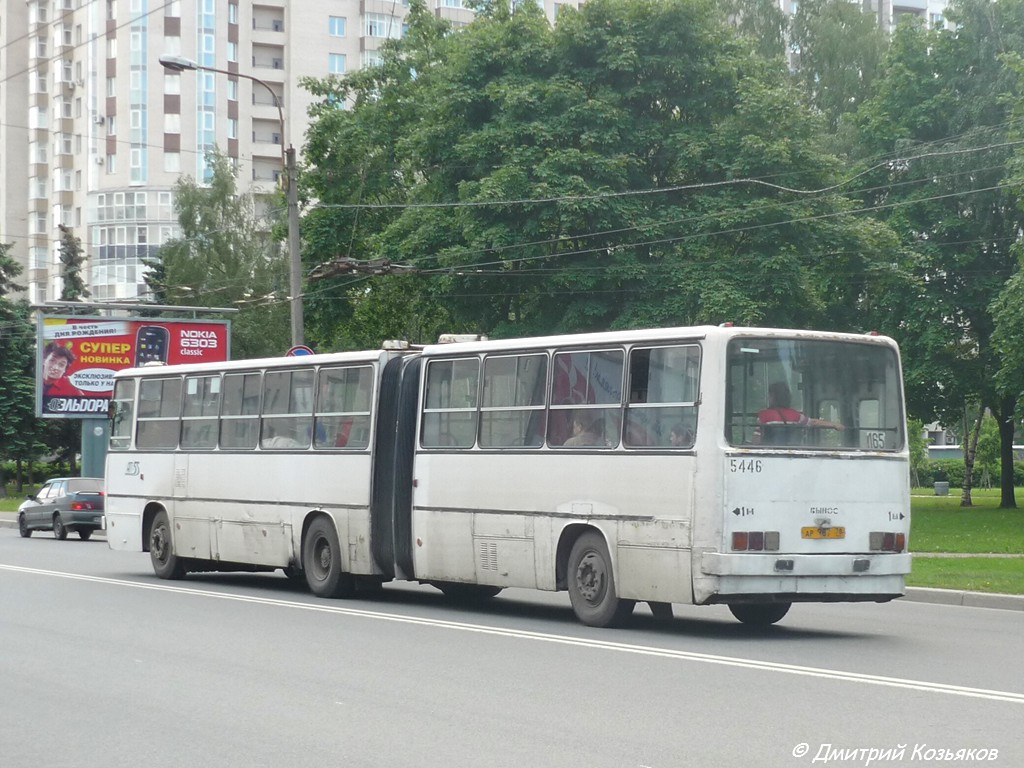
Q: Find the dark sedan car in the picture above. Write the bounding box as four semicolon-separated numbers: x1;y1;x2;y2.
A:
18;477;105;540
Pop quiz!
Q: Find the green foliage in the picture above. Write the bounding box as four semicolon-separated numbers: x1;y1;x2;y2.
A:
153;150;290;358
850;0;1024;505
300;0;899;347
57;225;89;301
907;417;928;485
0;245;48;482
790;0;888;131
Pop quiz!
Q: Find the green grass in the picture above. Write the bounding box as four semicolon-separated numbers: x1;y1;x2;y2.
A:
906;557;1024;594
910;493;1024;554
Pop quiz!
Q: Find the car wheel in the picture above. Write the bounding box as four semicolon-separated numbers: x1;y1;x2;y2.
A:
18;514;31;538
149;510;186;579
567;531;635;627
53;514;68;541
78;529;93;541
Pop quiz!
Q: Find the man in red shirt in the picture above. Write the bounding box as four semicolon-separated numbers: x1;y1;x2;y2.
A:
756;381;843;443
41;342;85;399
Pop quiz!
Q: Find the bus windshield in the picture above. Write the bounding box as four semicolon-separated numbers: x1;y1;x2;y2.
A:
725;338;904;451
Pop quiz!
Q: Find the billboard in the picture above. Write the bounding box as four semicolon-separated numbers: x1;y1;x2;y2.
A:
37;316;231;419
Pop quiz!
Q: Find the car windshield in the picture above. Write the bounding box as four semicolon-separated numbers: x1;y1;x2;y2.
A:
725;338;904;451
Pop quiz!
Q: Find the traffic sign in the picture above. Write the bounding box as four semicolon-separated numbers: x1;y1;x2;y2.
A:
286;345;315;356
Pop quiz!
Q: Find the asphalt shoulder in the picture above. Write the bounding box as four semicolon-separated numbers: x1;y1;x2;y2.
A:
0;512;1020;610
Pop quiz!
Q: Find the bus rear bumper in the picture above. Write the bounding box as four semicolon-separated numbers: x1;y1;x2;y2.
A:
696;552;911;603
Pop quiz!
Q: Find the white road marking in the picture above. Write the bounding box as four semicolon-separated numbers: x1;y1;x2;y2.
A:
3;563;1022;705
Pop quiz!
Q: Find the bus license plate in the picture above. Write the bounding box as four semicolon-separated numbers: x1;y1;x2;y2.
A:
801;526;845;539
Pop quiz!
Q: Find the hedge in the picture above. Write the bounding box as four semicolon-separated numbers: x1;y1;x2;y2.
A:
915;459;1024;488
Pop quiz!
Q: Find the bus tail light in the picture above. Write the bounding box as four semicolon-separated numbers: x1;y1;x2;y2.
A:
731;531;780;552
869;532;906;552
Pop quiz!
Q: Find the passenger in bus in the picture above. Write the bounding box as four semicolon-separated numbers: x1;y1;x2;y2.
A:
757;382;843;442
262;422;302;449
563;414;602;446
669;423;694;448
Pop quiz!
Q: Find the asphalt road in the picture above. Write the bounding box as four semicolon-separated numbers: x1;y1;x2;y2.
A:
1;528;1022;768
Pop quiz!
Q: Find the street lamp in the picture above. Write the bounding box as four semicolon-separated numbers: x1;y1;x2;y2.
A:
158;54;304;346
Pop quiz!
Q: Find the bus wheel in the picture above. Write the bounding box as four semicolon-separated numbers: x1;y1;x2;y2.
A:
435;582;503;602
728;602;791;626
18;514;31;538
567;532;635;627
303;517;356;599
150;510;186;580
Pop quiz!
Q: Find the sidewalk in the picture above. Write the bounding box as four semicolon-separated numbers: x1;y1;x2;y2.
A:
1;511;1021;610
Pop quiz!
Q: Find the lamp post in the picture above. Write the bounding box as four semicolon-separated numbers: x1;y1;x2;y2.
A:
158;54;304;346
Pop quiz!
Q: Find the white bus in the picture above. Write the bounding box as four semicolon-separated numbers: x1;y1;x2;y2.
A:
104;325;911;627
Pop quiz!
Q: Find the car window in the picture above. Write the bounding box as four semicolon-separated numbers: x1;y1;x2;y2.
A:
51;481;67;499
37;482;55;500
68;479;103;493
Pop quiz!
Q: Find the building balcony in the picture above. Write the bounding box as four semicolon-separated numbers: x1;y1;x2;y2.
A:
251;23;285;46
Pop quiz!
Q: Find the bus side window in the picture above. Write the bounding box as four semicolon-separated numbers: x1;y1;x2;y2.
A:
422;358;479;449
624;345;700;448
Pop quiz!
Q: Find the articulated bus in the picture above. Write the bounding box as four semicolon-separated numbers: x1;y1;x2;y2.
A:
104;325;911;627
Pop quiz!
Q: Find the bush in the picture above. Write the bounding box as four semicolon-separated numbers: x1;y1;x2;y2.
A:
914;458;1024;488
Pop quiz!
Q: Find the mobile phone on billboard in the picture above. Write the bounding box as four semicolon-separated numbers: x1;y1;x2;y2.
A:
135;325;170;366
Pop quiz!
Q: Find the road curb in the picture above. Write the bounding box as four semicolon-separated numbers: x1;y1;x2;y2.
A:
903;586;1024;611
2;514;1021;610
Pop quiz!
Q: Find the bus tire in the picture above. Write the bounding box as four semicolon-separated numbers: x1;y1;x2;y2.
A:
434;582;503;602
150;510;187;580
303;517;356;599
567;532;635;627
728;602;791;626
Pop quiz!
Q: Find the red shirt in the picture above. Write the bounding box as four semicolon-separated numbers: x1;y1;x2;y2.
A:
758;407;808;426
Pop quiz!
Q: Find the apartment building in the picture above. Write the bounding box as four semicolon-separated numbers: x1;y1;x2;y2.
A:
1;0;581;306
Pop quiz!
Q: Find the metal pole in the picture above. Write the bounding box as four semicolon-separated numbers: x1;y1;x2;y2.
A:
286;145;304;345
158;55;303;346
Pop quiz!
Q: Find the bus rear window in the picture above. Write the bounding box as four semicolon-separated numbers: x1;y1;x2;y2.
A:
725;339;903;451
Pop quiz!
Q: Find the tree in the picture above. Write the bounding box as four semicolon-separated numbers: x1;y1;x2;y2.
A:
300;0;897;347
852;1;1024;507
153;150;290;358
790;0;888;133
0;243;47;490
57;224;90;301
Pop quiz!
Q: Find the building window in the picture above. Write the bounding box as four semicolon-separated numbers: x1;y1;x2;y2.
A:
164;113;180;133
365;13;399;38
328;54;346;74
164;73;180;95
329;16;346;36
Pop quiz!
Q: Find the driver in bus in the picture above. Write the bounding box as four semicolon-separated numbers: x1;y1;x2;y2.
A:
756;382;843;443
